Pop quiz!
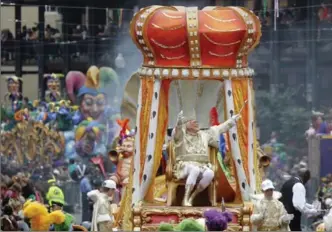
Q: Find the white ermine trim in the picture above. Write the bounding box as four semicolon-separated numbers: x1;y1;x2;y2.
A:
224;79;250;201
139;79;162;200
132;79;143;206
247;79;256;195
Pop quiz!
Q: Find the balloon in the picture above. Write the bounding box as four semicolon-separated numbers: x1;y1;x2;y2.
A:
65;140;77;159
63;131;75;141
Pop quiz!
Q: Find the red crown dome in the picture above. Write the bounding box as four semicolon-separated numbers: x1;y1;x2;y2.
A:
130;6;261;69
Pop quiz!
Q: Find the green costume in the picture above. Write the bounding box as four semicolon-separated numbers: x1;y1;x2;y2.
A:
54;212;74;231
158;219;205;231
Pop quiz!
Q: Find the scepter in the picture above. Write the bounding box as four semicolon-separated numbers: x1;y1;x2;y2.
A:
239;100;248;115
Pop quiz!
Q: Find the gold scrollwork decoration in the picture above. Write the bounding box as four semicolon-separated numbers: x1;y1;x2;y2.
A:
135;206;244;231
160;54;186;60
204;24;242;32
162;12;183;19
152;23;185;31
203;33;241;46
209;51;234;57
1;121;65;165
151;38;186;49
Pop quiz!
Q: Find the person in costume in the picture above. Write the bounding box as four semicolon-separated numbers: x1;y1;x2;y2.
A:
280;168;318;231
251;179;293;231
44;73;63;102
88;179;116;231
50;201;74;231
171;110;241;206
3;76;22;110
46;178;65;208
23;201;65;231
109;118;135;197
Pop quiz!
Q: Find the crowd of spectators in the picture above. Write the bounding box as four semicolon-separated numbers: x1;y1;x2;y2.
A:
0;153;111;230
261;109;332;228
2;4;332;65
1;20;128;65
0;163;53;231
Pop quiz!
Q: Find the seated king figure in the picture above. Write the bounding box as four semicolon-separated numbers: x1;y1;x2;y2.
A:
172;110;240;206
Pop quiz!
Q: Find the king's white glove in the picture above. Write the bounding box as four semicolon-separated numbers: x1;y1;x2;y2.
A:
229;114;241;127
177;110;185;126
232;114;241;122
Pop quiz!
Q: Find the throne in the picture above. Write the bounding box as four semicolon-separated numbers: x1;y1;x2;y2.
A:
165;140;217;206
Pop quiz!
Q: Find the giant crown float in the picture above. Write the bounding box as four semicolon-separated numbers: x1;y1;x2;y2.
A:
116;5;264;231
131;6;261;77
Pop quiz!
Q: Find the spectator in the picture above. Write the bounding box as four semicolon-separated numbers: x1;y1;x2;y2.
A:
87;180;116;231
19;174;35;200
29;27;38;40
21;26;28;40
80;169;92;222
1;205;18;231
97;25;104;36
312;114;328;134
318;3;329;21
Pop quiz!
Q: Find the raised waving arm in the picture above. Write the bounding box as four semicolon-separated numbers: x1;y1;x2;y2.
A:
210;114;241;135
172;110;185;141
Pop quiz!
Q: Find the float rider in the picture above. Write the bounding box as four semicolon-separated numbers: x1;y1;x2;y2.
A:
46;178;65;209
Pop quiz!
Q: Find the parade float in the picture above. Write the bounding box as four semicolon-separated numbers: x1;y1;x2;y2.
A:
1;67;120;176
116;5;270;231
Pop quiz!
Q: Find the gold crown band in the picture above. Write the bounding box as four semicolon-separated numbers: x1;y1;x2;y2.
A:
229;7;255;68
186;7;201;67
138;66;254;79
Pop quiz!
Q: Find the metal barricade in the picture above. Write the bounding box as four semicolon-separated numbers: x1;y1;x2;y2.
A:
60;180;81;213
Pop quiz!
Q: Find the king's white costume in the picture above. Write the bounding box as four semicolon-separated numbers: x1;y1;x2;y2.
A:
172;111;239;206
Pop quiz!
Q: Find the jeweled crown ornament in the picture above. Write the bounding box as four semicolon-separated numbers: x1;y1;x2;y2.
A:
130;6;261;79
